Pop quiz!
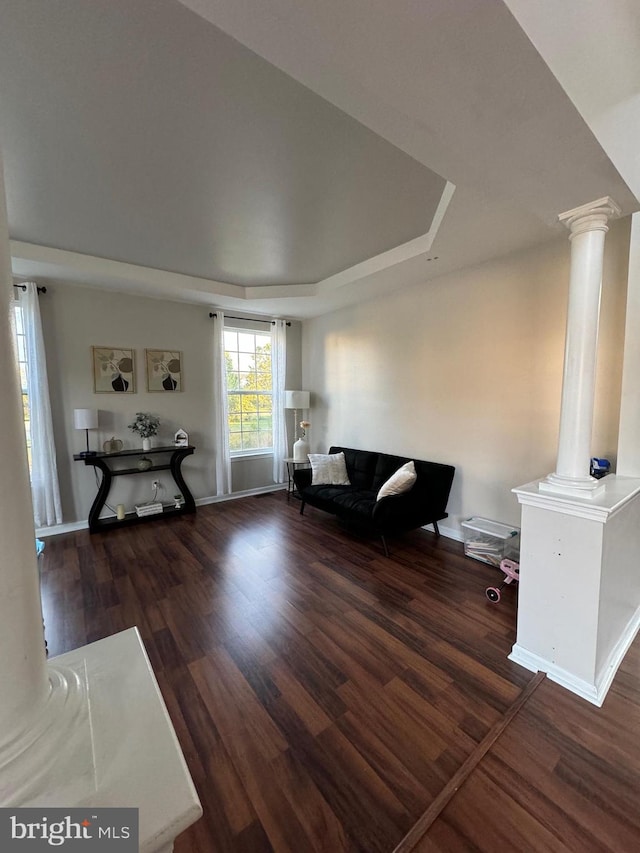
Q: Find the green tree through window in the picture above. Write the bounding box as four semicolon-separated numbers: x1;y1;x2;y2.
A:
224;329;273;453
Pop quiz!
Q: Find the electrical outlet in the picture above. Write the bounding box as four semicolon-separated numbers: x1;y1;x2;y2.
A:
152;480;160;489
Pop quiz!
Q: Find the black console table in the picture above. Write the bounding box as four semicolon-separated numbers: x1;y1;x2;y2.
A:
74;445;196;533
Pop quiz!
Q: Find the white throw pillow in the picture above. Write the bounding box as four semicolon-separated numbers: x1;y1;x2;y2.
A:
376;460;417;500
309;452;351;486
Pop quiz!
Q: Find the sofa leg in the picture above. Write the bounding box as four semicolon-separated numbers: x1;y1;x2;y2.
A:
433;521;440;537
300;501;305;516
381;535;389;558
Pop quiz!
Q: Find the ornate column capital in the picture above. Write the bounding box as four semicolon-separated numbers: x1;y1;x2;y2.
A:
559;196;622;240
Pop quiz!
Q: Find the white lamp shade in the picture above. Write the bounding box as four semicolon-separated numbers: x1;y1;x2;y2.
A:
284;390;310;409
74;408;98;430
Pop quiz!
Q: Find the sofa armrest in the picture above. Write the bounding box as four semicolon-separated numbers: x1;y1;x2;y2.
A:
293;468;312;490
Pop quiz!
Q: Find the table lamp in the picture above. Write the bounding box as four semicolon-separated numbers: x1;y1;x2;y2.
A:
74;408;98;456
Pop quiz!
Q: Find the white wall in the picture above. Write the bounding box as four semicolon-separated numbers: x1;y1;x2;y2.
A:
39;283;301;524
302;218;631;534
616;213;640;475
598;494;640;680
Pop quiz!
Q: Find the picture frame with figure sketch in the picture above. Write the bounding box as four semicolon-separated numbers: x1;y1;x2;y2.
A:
145;349;183;392
92;347;136;393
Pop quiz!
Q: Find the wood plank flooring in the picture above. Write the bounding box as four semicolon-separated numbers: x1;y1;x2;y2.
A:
38;493;640;851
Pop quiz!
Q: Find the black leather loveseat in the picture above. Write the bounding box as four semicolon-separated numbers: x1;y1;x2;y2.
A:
294;446;455;555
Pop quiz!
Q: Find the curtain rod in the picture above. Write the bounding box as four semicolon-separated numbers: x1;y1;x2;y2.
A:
209;312;290;326
14;284;47;294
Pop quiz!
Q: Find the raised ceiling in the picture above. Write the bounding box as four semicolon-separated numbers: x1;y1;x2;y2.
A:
2;0;638;318
0;0;447;286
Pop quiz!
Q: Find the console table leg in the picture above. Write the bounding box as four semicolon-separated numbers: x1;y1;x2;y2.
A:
88;458;112;533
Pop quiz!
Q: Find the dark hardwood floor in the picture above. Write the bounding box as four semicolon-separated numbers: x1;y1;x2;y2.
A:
39;493;640;852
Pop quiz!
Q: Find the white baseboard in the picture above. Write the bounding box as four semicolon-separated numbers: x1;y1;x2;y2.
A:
509;607;640;708
421;521;463;542
196;484;286;506
508;644;601;705
594;604;640;702
36;520;88;538
37;485;288;537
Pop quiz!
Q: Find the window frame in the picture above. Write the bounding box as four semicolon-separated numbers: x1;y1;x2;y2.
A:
224;325;274;458
12;299;32;471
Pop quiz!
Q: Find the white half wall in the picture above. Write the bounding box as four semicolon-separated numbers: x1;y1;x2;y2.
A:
511;476;640;705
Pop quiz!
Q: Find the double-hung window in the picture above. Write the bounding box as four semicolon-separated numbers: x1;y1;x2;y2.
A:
12;300;32;470
224;328;273;454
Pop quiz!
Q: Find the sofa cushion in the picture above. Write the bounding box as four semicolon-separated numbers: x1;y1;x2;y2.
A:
377;460;417;500
309;452;351;486
299;484;354;516
329;447;378;489
332;489;377;520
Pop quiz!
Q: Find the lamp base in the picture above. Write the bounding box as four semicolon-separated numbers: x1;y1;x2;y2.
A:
79;450;97;457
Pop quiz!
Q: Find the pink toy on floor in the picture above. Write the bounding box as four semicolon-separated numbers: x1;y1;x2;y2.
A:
485;558;519;603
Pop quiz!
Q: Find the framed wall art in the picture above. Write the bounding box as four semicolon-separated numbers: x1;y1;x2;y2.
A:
145;349;183;392
92;347;136;393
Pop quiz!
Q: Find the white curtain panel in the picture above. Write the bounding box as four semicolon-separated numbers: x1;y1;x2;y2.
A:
212;310;232;495
272;319;287;484
22;283;62;526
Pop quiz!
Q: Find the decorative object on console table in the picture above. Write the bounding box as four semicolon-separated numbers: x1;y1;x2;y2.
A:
174;428;188;447
284;390;310;460
73;408;98;456
137;456;152;471
74;445;196;533
135;502;163;517
146;349;182;391
128;411;160;452
103;436;124;453
92;346;135;393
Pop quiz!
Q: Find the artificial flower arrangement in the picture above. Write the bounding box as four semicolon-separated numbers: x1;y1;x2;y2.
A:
128;412;160;439
299;420;311;437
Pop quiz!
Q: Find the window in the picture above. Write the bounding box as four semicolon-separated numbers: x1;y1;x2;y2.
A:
224;328;273;454
13;302;32;470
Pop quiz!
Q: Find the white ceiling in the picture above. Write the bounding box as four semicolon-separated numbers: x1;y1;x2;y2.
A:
3;0;639;319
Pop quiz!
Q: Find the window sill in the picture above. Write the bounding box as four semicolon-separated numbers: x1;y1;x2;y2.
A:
230;451;274;461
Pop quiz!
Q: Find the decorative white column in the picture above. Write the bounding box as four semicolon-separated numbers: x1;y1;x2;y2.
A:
540;196;621;499
0;140;51;765
0;152;201;846
511;196;640;707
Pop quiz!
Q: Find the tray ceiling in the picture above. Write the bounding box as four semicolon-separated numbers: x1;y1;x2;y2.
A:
2;0;638;318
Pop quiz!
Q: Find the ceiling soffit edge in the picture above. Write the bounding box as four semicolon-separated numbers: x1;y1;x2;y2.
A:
9;181;455;311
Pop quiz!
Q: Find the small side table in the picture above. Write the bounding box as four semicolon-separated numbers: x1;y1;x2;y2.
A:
284;457;310;501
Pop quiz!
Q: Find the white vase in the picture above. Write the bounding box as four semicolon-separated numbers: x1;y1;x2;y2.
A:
293;437;309;462
142;437;151;451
